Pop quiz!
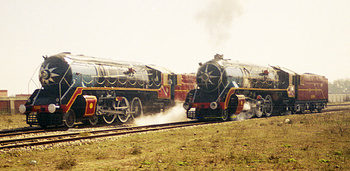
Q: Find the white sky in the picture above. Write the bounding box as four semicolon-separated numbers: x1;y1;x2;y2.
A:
0;0;349;95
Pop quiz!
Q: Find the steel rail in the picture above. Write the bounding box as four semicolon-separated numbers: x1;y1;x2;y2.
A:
0;121;208;150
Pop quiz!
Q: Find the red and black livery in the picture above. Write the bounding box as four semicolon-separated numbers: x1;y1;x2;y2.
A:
183;54;328;121
19;52;196;127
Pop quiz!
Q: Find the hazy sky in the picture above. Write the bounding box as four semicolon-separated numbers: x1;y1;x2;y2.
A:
1;0;349;95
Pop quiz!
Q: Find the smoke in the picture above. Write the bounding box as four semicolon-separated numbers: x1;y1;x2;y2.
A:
234;101;255;121
133;104;190;126
196;0;243;47
133;102;257;125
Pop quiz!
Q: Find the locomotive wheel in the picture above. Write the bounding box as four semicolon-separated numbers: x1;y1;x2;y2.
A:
254;99;264;117
130;97;143;119
264;95;273;117
88;115;99;125
118;109;131;123
293;104;302;114
309;103;316;113
221;109;229;121
63;110;76;128
102;109;117;124
292;105;298;114
116;97;130;123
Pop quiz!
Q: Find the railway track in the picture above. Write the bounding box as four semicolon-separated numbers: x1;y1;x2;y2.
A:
0;127;66;138
327;102;350;107
0;121;210;151
1;103;349;151
325;102;350;111
1;102;348;136
0;122;132;138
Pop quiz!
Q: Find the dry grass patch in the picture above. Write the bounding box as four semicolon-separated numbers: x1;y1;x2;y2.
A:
0;112;28;130
0;111;349;170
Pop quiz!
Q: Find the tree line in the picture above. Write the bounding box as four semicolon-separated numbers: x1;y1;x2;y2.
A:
329;78;350;94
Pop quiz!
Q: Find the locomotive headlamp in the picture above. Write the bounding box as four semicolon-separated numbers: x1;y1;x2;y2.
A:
48;104;58;113
19;104;27;114
183;102;190;110
210;102;218;110
40;70;50;79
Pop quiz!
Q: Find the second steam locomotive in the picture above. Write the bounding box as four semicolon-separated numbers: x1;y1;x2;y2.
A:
183;54;328;121
19;52;196;127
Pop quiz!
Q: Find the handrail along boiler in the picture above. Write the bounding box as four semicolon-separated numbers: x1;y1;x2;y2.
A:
19;52;196;127
183;54;328;121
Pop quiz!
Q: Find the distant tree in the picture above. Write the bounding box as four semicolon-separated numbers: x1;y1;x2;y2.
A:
329;78;350;94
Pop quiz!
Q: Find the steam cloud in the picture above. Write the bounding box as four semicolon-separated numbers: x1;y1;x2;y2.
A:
133;104;189;126
196;0;243;47
235;101;255;121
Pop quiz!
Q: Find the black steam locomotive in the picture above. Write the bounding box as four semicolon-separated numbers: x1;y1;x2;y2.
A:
183;54;328;121
19;52;196;127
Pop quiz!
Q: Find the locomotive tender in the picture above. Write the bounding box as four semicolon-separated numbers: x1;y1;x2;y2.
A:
183;54;328;121
19;52;196;127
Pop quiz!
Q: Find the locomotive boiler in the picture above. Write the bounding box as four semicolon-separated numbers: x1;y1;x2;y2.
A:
19;52;196;127
183;54;328;121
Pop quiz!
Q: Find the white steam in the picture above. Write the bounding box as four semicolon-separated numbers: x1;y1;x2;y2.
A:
196;0;243;47
235;101;255;121
133;104;190;126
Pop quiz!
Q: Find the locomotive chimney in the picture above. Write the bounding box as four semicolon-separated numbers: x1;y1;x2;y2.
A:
214;54;224;60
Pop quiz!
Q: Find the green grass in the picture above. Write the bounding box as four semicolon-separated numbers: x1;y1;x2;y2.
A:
0;111;349;170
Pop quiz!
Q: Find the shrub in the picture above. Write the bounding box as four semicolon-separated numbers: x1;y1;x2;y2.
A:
56;156;77;170
130;145;142;155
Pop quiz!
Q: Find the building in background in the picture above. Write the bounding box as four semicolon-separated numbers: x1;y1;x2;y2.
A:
0;90;30;115
0;90;8;97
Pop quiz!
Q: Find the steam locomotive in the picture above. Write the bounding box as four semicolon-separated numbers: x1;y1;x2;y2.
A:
19;52;196;127
183;54;328;121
